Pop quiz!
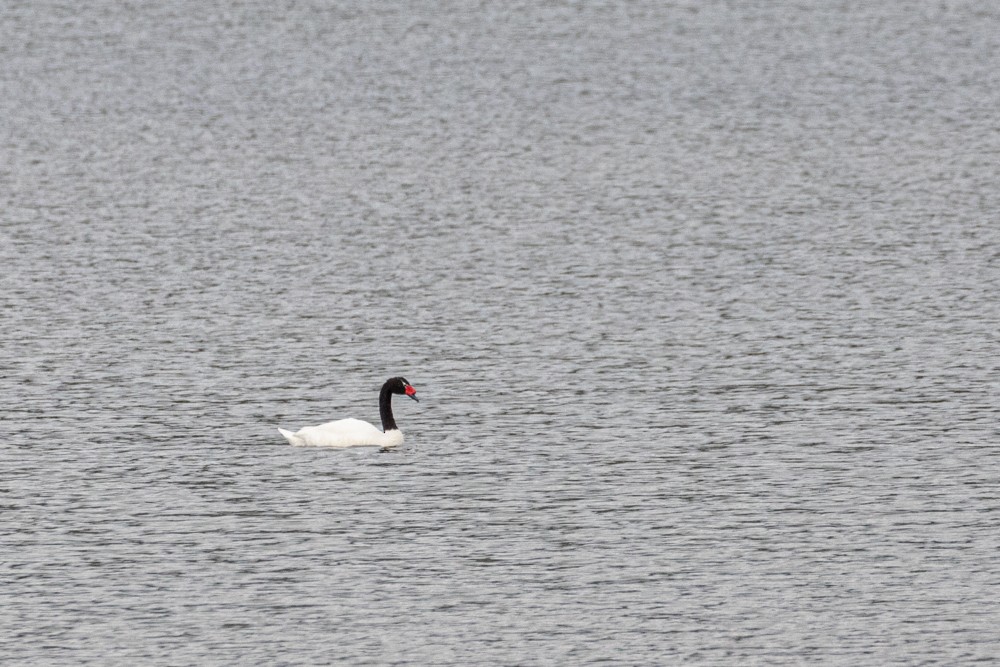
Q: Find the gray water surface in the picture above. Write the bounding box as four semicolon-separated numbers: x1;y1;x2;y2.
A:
3;1;1000;664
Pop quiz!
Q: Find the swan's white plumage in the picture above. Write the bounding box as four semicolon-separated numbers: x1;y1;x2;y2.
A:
278;418;404;448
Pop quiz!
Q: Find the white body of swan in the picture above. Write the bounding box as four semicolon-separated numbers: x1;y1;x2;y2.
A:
278;419;404;448
278;376;418;448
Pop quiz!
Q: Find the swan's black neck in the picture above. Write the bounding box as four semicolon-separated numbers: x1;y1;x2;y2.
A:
379;382;398;432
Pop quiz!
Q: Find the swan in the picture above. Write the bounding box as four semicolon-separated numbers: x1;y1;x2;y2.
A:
277;377;418;448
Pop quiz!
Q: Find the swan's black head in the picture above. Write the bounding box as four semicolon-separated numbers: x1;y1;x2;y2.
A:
389;376;418;402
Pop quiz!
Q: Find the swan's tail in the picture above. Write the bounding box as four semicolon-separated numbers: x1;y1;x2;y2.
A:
277;427;305;446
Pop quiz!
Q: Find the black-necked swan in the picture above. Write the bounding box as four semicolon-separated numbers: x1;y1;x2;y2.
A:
278;377;418;448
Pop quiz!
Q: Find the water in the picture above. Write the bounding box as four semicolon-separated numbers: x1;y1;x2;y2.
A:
3;1;1000;663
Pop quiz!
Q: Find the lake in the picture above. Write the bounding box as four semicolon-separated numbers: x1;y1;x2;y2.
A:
3;1;999;664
